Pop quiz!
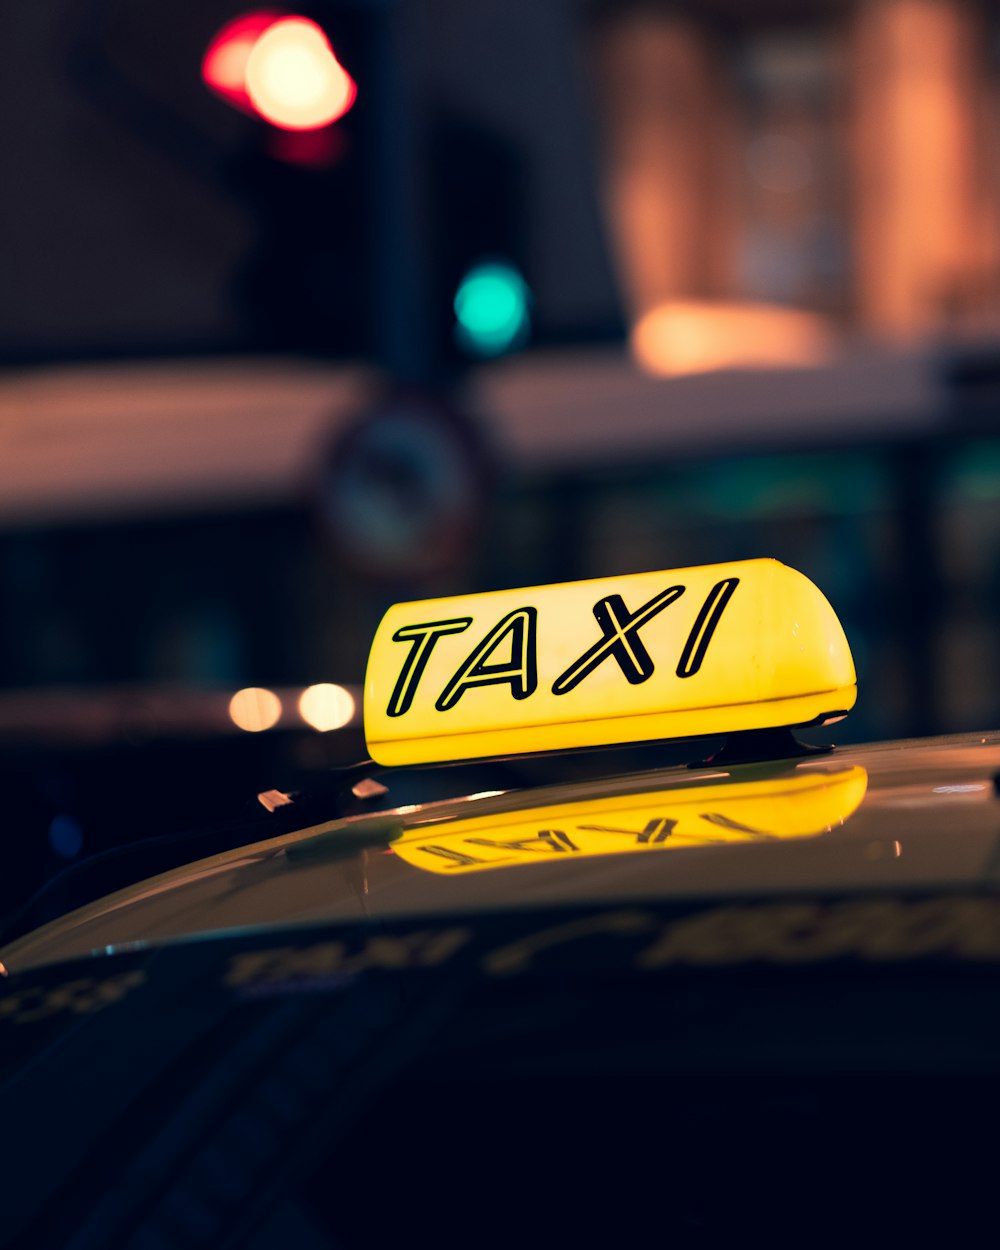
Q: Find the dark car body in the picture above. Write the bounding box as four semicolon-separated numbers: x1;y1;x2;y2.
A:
4;730;1000;1246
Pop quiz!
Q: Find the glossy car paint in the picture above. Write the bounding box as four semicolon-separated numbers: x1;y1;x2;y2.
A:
4;732;999;976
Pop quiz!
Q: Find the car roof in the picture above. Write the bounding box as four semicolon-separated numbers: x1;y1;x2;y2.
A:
5;729;1000;976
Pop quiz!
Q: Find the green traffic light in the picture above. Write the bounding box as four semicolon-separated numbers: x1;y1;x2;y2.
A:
454;261;530;356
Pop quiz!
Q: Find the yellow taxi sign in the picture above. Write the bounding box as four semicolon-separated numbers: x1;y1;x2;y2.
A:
364;559;856;766
391;764;868;874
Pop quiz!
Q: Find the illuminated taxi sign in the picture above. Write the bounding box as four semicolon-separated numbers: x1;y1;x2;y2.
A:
392;764;868;875
364;559;856;767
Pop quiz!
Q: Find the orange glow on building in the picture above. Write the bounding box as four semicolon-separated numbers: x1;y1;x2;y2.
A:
849;0;1000;337
631;300;832;376
593;14;739;324
591;1;1000;370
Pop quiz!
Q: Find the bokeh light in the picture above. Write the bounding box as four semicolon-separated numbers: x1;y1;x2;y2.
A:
201;11;281;112
454;261;531;356
229;687;282;732
48;814;83;859
631;300;832;376
298;683;356;731
245;18;357;131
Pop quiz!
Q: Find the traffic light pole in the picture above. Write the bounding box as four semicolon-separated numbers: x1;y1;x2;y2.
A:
368;0;434;384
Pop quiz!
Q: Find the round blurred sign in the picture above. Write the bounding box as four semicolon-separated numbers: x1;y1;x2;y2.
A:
315;393;491;583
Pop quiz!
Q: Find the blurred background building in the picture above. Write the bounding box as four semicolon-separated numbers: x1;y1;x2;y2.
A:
4;0;1000;915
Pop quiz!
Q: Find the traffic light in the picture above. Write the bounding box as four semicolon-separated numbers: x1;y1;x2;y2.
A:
202;7;374;353
201;12;279;115
454;261;531;356
202;12;357;132
202;12;532;374
245;17;356;130
429;116;533;370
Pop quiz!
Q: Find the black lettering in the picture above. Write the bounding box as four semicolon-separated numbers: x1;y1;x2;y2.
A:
551;586;685;695
466;829;580;854
387;618;472;717
676;578;739;678
699;812;769;836
436;608;537;711
419;845;489;867
578;818;678;844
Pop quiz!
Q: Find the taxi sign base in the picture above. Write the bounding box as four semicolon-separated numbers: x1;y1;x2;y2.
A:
368;686;855;768
692;726;835;768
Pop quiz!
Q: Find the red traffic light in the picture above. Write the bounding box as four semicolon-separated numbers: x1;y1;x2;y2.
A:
202;12;280;115
202;13;356;131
